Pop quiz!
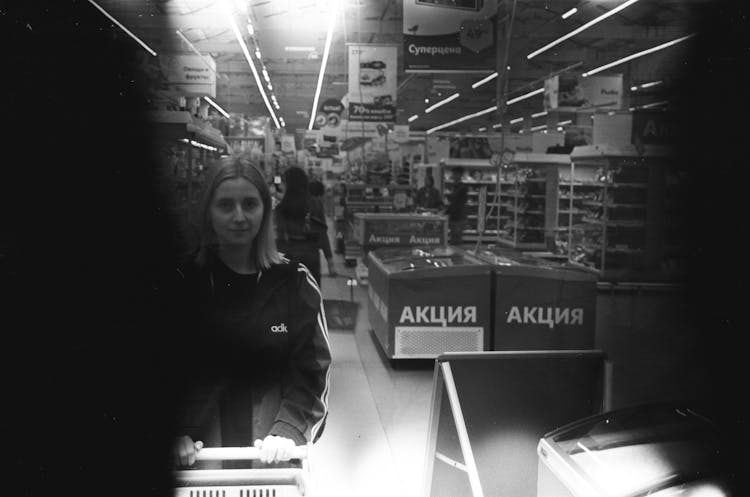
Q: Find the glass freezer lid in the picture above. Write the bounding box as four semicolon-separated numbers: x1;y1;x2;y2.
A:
547;405;727;497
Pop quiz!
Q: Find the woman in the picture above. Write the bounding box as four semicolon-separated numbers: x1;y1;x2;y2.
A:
172;155;331;467
274;167;335;284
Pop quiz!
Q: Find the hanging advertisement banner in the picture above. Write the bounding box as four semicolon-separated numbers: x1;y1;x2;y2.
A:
280;134;296;154
347;44;398;123
403;0;498;73
162;54;217;98
544;74;623;111
393;125;410;143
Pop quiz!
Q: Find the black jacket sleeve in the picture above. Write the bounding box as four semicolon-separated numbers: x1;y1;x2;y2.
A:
269;264;332;444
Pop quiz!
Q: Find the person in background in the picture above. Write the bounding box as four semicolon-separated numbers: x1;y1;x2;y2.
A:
415;174;443;211
275;167;335;283
445;166;468;245
172;154;331;468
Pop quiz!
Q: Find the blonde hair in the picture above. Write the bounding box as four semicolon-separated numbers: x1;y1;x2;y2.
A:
195;154;281;270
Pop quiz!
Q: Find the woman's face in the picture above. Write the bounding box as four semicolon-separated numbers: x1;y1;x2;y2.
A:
210;177;264;250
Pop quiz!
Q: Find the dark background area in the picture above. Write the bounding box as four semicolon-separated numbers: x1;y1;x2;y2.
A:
1;1;748;495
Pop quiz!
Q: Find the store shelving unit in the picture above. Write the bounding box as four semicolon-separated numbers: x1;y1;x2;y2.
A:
440;158;503;243
497;153;570;251
565;144;682;282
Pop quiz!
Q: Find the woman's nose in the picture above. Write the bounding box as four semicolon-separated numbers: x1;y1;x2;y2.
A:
231;204;246;221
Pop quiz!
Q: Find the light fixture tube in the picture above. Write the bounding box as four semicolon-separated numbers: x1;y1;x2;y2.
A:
639;100;668;109
425;92;460;113
87;0;157;56
472;72;498;89
531;110;548;118
557;119;572;125
561;7;578;19
492;123;502;129
247;22;254;35
308;0;339;129
506;87;544;105
222;4;280;128
255;49;262;59
582;34;695;77
426;105;497;134
408;114;419;123
509;117;524;124
478;127;487;132
631;80;663;91
528;0;641;59
204;96;231;118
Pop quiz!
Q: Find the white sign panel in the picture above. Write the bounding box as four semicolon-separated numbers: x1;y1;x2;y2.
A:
162;54;217;98
347;44;397;123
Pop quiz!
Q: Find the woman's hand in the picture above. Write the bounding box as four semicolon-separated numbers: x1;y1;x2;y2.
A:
173;436;202;467
253;435;296;464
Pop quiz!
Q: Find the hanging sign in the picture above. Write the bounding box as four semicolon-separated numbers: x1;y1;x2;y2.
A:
403;0;498;73
545;74;623;111
347;44;397;123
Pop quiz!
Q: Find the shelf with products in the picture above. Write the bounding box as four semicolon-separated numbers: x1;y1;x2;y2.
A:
563;144;685;282
497;153;571;251
440;158;504;243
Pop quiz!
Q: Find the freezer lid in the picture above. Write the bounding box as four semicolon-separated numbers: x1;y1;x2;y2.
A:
468;249;598;282
539;404;730;497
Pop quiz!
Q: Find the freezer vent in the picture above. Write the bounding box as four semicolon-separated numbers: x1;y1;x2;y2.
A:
394;326;483;358
179;487;293;497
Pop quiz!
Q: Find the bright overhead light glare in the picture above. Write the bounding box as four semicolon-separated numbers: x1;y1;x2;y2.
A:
472;72;498;89
530;124;546;131
425;92;460;113
608;111;616;115
640;100;668;109
255;49;262;59
221;3;280;128
426;105;497;134
181;138;218;152
630;86;638;91
267;83;273;90
408;114;419;123
87;0;157;56
557;119;572;125
247;23;254;35
532;111;548;118
478;126;487;132
557;126;564;131
528;0;641;59
308;0;339;129
285;46;316;52
509;117;524;124
632;80;663;92
492;123;502;129
204;96;231;118
583;34;696;77
506;87;544;105
561;7;578;19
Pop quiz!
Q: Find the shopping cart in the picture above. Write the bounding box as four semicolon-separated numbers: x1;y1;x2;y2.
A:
174;445;312;497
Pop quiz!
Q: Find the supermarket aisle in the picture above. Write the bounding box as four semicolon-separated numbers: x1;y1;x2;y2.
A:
312;268;434;497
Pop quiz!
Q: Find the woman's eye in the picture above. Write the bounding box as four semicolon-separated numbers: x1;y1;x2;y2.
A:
242;198;259;210
217;199;233;211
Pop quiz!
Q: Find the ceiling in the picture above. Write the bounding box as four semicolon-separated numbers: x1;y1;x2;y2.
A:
96;0;706;135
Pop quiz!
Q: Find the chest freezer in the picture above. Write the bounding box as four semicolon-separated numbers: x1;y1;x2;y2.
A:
366;246;493;359
466;248;598;351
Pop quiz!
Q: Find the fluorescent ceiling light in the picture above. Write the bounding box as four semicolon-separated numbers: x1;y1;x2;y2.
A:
561;7;578;19
472;72;498;89
631;80;663;91
509;117;524;124
255;49;262;59
285;46;316;52
557;119;572;125
204;96;231;118
532;111;548;118
506;87;544;105
408;114;419;123
222;4;280;128
308;0;339;130
87;0;156;56
181;138;218;152
478;127;487;132
528;0;641;59
426;105;497;134
583;34;695;77
639;100;668;109
247;22;254;35
492;123;502;129
425;92;460;113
